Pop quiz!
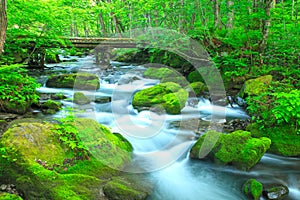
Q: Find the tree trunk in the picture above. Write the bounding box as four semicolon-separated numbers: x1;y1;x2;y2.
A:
259;0;272;52
0;0;7;54
213;0;222;29
226;0;234;29
296;0;299;25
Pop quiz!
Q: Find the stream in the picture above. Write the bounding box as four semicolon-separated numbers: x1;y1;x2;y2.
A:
36;55;300;200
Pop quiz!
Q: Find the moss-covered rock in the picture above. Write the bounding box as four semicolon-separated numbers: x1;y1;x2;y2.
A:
185;82;208;97
144;67;189;87
0;119;135;199
73;92;90;105
46;73;100;90
247;123;300;156
190;130;271;170
143;67;178;79
161;76;189;87
103;177;149;200
41;100;62;114
74;118;133;169
45;53;61;64
132;82;188;115
243;179;263;200
187;70;203;83
0;193;22;200
1;122;66;165
239;75;272;98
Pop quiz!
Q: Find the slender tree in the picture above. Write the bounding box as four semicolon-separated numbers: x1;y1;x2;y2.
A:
0;0;7;54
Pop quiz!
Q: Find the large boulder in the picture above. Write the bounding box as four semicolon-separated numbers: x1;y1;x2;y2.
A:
243;179;263;200
239;75;272;98
132;82;188;115
247;123;300;156
190;130;271;170
0;118;133;199
46;73;100;90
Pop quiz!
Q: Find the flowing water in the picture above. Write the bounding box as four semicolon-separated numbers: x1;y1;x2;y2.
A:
37;55;300;200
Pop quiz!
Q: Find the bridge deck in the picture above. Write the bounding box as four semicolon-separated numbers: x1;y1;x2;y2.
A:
67;37;142;49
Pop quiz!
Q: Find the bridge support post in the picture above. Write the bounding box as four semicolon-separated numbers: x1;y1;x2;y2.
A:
95;50;100;64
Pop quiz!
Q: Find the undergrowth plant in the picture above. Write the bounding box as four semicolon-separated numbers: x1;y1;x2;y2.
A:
53;108;90;159
246;87;300;134
0;65;40;113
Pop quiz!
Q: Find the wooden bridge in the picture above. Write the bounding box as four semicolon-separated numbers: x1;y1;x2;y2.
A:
66;37;145;65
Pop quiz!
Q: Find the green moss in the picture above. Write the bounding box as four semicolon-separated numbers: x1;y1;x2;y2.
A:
73;92;90;105
15;164;103;200
103;177;149;200
62;158;119;178
74;118;133;170
187;71;203;83
0;193;22;200
132;82;188;115
41;100;62;111
1;122;66;165
46;73;100;90
185;82;208;97
247;123;300;156
239;75;272;98
243;179;263;200
161;76;189;87
144;67;178;79
190;130;271;170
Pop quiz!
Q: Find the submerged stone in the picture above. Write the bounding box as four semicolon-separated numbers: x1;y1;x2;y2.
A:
190;130;271;170
263;184;289;200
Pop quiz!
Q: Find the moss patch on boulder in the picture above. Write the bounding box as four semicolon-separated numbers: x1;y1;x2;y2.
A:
185;82;208;97
132;82;188;115
1;122;66;165
239;75;272;98
243;179;263;200
74;118;133;169
190;130;271;170
143;67;178;79
41;100;62;114
73;92;90;105
0;193;22;200
46;73;100;90
247;123;300;156
187;70;203;83
103;177;149;200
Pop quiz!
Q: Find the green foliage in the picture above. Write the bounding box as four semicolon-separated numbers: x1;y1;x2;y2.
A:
53;110;90;159
246;87;300;134
272;90;300;133
0;65;40;114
